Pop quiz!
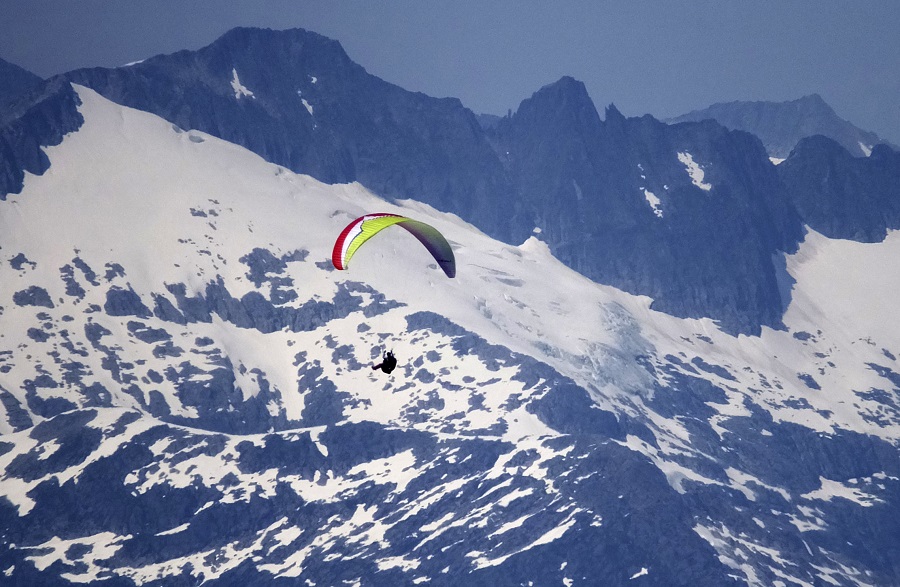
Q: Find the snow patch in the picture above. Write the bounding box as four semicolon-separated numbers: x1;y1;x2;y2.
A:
802;476;883;507
23;532;130;581
630;567;649;579
231;68;255;99
156;523;190;536
643;188;663;218
677;151;712;191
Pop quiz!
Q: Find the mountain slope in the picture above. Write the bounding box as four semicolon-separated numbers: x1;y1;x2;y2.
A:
487;77;803;334
1;85;899;586
0;58;43;111
31;27;804;333
61;26;517;242
668;94;896;159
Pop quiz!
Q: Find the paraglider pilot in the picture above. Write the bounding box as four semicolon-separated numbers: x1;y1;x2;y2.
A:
373;350;398;374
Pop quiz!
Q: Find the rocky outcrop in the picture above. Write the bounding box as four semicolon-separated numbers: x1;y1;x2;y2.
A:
779;136;900;241
0;80;84;198
0;58;43;112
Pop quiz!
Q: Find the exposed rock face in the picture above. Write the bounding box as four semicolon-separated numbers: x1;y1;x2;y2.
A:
779;137;900;241
0;57;43;111
487;77;803;333
668;94;896;159
0;80;84;197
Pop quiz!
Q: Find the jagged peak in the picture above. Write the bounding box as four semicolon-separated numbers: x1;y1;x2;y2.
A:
604;103;625;122
794;92;827;105
0;56;42;80
0;57;45;108
514;76;599;124
789;93;838;116
530;76;591;102
797;92;826;104
785;133;849;160
549;75;584;89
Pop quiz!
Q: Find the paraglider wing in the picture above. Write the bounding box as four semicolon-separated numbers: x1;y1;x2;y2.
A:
332;213;456;278
395;219;456;278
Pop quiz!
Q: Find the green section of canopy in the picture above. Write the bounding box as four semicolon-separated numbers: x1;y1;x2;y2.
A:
344;215;408;268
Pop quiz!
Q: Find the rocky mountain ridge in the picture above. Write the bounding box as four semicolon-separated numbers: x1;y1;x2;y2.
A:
2;27;898;335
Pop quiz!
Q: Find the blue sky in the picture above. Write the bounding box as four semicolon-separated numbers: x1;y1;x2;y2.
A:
2;0;899;143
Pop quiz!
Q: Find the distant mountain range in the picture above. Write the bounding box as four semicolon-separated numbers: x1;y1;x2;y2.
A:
667;94;897;159
4;28;897;336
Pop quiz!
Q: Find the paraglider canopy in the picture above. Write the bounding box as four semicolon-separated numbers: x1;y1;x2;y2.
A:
332;213;456;278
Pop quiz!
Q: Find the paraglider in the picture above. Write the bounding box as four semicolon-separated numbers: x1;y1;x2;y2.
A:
332;212;455;378
331;213;456;278
372;350;398;374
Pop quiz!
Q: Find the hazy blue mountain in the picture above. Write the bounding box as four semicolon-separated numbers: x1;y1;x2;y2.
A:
2;87;899;585
667;94;896;159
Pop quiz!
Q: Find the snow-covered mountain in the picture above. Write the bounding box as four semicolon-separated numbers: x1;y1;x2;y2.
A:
667;95;897;160
4;28;899;338
2;84;900;586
